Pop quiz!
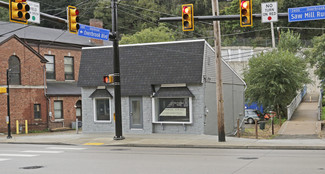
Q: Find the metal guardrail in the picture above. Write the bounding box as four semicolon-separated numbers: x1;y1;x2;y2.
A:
287;85;307;120
317;91;322;121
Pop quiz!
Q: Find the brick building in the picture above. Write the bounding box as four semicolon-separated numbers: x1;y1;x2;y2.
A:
0;20;109;133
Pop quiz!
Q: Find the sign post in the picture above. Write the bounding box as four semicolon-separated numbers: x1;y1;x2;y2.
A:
261;2;278;23
262;2;278;48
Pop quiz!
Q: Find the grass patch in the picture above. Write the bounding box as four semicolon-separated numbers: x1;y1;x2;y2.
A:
242;122;281;139
28;129;50;134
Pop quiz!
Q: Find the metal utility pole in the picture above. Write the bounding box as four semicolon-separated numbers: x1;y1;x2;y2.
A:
6;69;12;139
270;22;276;48
111;0;124;140
212;0;225;142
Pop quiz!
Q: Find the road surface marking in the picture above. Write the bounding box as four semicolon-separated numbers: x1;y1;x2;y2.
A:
83;143;104;146
46;147;86;150
0;154;38;157
0;158;10;161
22;150;63;154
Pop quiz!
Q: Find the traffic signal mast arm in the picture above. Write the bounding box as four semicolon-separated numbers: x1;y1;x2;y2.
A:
0;1;116;38
159;13;288;22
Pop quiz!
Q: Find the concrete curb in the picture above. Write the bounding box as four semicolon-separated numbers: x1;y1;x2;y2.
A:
108;143;325;150
2;141;325;150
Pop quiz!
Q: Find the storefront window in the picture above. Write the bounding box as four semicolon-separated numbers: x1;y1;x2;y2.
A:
155;98;191;123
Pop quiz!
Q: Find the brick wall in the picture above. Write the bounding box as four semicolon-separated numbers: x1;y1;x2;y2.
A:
31;45;82;82
48;96;82;129
0;37;47;133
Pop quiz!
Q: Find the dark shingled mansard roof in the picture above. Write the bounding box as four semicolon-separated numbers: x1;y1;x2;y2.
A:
78;40;205;96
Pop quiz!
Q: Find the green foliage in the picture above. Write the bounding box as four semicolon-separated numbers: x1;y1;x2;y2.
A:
120;24;175;44
268;117;286;125
244;50;310;112
277;30;302;53
305;34;325;82
28;128;50;134
0;0;9;22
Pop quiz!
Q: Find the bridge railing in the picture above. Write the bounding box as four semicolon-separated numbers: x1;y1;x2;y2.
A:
287;85;307;120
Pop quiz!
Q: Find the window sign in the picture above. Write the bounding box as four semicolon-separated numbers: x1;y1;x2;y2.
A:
158;98;189;122
160;108;187;117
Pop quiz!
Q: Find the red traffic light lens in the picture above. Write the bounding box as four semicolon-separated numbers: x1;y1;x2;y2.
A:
75;9;79;15
183;6;190;14
241;1;249;9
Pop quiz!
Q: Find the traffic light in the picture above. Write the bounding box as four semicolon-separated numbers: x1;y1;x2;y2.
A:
240;0;253;27
67;5;80;34
103;75;114;84
9;0;30;24
182;4;194;31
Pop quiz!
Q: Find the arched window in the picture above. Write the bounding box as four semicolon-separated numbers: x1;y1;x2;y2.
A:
76;100;82;120
8;56;21;85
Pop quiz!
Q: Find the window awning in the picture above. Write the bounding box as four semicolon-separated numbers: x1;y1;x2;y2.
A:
154;87;194;98
89;89;113;98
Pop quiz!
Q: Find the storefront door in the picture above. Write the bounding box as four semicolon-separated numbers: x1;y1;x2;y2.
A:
129;97;143;129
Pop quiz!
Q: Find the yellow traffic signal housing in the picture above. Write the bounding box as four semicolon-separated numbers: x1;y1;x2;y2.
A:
67;5;80;34
240;0;253;27
182;4;194;31
9;0;30;24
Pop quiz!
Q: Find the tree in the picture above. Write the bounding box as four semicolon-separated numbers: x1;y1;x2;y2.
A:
244;51;310;116
277;29;302;53
305;34;325;83
120;24;176;44
244;30;310;117
0;0;9;22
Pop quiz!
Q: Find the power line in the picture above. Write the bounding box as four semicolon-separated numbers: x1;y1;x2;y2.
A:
118;6;208;39
118;2;214;26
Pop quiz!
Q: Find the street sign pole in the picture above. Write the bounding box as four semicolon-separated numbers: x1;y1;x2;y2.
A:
111;0;124;140
261;2;278;48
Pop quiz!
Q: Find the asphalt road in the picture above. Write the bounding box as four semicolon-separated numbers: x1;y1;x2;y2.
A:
1;144;325;174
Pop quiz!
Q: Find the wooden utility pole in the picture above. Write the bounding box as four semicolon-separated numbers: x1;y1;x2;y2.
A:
212;0;225;142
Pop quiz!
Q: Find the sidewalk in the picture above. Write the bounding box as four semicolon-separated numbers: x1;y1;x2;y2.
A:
1;131;325;150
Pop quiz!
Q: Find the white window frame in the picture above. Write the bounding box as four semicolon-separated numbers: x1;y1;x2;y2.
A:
152;97;193;124
45;55;55;80
64;56;74;81
93;97;112;123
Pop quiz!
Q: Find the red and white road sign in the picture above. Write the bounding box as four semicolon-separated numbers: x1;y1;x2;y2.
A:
261;2;278;23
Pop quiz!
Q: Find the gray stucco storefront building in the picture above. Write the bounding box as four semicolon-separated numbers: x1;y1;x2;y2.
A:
78;40;246;135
